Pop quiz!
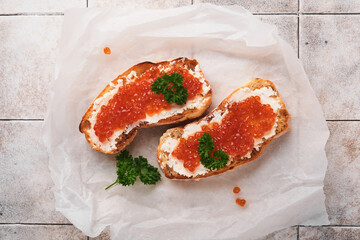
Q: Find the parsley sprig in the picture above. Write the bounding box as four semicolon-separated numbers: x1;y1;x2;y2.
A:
151;72;188;105
105;150;161;190
197;133;229;170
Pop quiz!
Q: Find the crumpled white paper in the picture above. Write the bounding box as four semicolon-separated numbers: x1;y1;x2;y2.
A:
43;4;330;239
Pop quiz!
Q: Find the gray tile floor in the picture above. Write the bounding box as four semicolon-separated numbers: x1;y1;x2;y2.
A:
0;0;359;239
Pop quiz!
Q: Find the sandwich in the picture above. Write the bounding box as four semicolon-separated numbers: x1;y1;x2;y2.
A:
157;78;290;180
80;58;212;153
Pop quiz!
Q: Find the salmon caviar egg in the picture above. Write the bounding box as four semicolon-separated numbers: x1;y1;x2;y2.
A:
236;198;246;207
104;47;111;55
233;186;240;194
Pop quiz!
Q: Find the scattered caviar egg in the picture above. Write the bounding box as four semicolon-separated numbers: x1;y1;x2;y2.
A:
236;198;246;207
172;96;277;172
233;186;240;194
104;47;111;55
94;67;203;142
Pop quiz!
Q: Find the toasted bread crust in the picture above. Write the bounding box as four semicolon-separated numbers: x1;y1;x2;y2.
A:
157;78;291;180
80;58;212;154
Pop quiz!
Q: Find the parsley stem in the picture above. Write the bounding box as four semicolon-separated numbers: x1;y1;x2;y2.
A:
105;180;118;190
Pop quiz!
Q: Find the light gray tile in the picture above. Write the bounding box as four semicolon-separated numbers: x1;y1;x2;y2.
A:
299;227;360;240
0;0;85;14
301;0;360;13
0;122;67;223
193;0;298;13
0;225;86;240
0;16;62;119
257;15;298;53
88;0;191;8
90;226;110;240
300;15;360;120
257;227;297;240
324;122;360;225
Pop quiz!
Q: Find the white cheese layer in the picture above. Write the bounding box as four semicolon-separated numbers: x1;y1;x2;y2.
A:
87;63;210;152
160;86;281;178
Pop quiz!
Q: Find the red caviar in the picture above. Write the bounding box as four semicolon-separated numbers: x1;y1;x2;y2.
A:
104;47;111;55
233;186;241;194
172;96;277;172
236;198;246;207
94;67;203;142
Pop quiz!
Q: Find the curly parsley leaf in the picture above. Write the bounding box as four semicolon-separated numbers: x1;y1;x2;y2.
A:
198;132;214;159
139;164;162;185
151;72;188;105
212;149;229;169
105;150;161;190
197;133;229;170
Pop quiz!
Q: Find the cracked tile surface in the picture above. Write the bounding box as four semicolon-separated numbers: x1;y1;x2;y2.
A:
0;0;85;14
300;227;360;240
193;0;298;13
324;122;360;225
0;17;63;119
301;0;360;13
257;15;298;53
300;15;360;120
0;225;86;240
0;122;67;223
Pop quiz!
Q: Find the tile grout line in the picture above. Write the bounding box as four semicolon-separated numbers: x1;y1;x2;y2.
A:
297;225;300;240
299;224;360;228
326;120;360;122
253;13;297;15
297;0;300;58
302;12;360;15
0;223;73;226
0;119;44;121
0;13;64;16
297;16;300;58
0;13;359;17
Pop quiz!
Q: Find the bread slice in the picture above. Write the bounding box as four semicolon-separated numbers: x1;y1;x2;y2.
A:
80;58;212;154
157;78;291;180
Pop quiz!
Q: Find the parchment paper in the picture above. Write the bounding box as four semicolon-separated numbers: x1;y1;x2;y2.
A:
43;4;330;239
